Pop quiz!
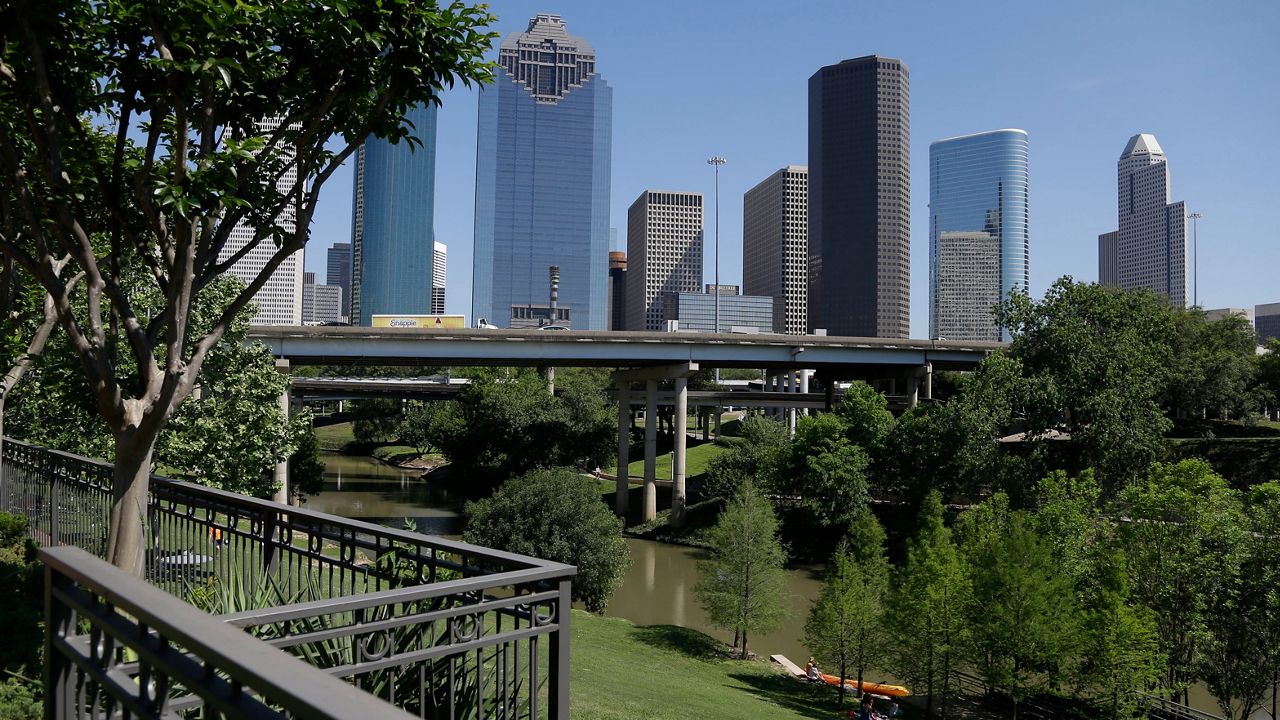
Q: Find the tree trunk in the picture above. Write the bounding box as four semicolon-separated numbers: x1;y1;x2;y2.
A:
105;434;155;576
941;650;951;720
740;629;748;660
733;629;740;652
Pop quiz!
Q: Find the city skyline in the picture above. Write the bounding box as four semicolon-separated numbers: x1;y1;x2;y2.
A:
303;0;1280;336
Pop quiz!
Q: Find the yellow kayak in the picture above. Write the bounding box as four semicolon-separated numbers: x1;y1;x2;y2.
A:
818;673;911;698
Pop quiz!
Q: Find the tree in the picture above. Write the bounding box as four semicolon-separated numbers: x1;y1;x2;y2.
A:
397;401;442;457
804;509;889;706
1112;459;1247;704
833;381;894;450
1253;339;1280;419
1030;469;1103;589
886;491;969;719
1165;309;1257;420
463;468;629;613
351;399;404;445
778;413;871;530
965;513;1081;718
695;482;789;659
702;412;788;501
0;0;497;573
1242;482;1280;720
880;402;968;508
993;279;1179;487
1075;548;1164;720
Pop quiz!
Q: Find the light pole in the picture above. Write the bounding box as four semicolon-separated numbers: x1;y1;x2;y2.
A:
707;156;726;333
1188;212;1202;307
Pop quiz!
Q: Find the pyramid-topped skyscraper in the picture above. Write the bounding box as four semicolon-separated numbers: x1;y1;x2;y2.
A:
472;14;612;329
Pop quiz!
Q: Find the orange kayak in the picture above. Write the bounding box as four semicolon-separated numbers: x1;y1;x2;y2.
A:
818;673;911;698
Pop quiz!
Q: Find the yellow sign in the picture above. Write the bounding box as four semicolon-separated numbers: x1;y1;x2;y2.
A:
371;315;465;329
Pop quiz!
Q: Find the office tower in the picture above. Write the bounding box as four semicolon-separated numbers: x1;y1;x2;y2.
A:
472;14;612;329
1258;303;1280;344
327;242;352;319
625;191;703;332
1203;308;1253;324
744;165;809;334
1099;134;1188;306
1098;231;1119;286
929;129;1029;341
663;293;774;333
350;103;438;326
808;55;910;338
432;241;447;315
302;274;343;325
218;117;303;325
608;251;627;330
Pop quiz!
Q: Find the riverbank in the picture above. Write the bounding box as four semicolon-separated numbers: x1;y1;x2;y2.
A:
570;610;893;720
313;421;443;473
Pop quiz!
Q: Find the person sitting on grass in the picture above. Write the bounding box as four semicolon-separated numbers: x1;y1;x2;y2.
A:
804;657;821;682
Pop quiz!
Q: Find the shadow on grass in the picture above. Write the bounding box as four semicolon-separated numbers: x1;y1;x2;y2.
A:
628;624;722;661
726;671;843;718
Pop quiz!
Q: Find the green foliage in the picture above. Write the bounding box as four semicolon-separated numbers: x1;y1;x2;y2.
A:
879;402;968;508
965;513;1080;712
1030;469;1102;587
833;381;894;449
0;513;41;713
702;413;788;501
288;418;326;499
1076;550;1165;719
803;510;889;705
464;468;629;613
778;413;871;530
1254;339;1280;414
351;399;405;445
1112;459;1247;702
695;482;789;659
1166;310;1258;420
886;491;969;719
397;401;443;456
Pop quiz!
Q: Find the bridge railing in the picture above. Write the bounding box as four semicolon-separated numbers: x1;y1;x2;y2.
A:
2;437;575;719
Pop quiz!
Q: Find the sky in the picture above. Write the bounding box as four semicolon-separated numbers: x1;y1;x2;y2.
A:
303;0;1280;337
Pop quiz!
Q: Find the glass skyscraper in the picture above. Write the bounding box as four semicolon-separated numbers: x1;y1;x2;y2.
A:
350;103;438;326
472;14;612;329
929;129;1029;341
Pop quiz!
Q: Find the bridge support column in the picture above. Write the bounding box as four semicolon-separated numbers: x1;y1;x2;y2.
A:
272;359;291;506
907;372;920;409
924;362;933;401
714;409;722;439
799;369;811;416
616;382;630;516
643;379;658;523
785;371;797;435
672;377;688;527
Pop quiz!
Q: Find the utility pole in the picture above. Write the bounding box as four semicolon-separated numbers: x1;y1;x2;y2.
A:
707;156;726;333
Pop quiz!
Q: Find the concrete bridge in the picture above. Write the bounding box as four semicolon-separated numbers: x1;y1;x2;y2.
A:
250;326;1002;525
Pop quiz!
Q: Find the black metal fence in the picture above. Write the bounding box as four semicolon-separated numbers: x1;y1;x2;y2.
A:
1;437;576;719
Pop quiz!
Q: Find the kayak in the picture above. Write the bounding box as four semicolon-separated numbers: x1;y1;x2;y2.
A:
817;673;911;698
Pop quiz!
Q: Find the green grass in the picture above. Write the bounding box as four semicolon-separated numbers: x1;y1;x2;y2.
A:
571;611;875;720
624;441;724;481
313;421;355;451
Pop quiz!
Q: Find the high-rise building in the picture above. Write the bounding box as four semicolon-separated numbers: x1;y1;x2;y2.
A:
608;251;627;331
1099;134;1188;306
1098;231;1119;286
350;104;438;326
472;14;612;330
663;293;774;334
432;241;447;315
929;129;1029;341
1257;303;1280;344
302;273;343;325
327;242;352;319
705;284;740;295
743;165;809;334
808;55;910;338
219;117;303;325
625;190;703;332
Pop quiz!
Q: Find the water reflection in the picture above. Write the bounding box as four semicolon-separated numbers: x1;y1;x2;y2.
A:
303;454;462;536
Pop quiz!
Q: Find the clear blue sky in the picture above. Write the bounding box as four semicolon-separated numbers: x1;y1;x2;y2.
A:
304;0;1280;336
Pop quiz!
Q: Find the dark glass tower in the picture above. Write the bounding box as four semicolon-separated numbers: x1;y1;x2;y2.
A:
808;55;910;338
326;242;352;320
350;104;438;326
472;14;613;329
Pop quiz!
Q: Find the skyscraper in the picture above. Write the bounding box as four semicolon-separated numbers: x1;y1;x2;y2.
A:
432;241;447;315
472;14;612;329
219;117;303;325
608;251;627;331
350;103;438;326
1257;303;1280;344
808;55;910;338
743;165;808;334
326;242;352;320
625;191;703;332
929;129;1029;341
1099;133;1188;306
1098;231;1119;286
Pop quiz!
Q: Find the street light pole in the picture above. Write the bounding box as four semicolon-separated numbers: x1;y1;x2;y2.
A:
707;156;726;333
1188;212;1202;307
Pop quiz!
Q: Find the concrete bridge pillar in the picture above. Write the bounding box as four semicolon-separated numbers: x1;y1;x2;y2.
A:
907;372;920;409
924;362;933;401
785;371;797;435
671;377;688;527
799;369;811;416
272;359;291;506
643;379;658;522
615;382;630;516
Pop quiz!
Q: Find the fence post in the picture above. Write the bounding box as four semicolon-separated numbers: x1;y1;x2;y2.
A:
48;458;59;546
548;578;572;720
43;564;75;720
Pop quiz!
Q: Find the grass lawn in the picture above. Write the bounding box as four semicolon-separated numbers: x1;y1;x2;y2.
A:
571;611;872;720
624;440;724;481
313;421;355;451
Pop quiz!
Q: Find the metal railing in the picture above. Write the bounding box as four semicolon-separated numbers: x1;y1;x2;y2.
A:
2;437;576;719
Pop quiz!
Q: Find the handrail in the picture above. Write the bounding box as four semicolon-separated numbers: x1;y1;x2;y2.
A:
42;545;417;720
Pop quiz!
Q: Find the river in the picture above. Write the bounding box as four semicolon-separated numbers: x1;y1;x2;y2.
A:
307;453;1248;716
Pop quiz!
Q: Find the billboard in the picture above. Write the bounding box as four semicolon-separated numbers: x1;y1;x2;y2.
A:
371;314;466;329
